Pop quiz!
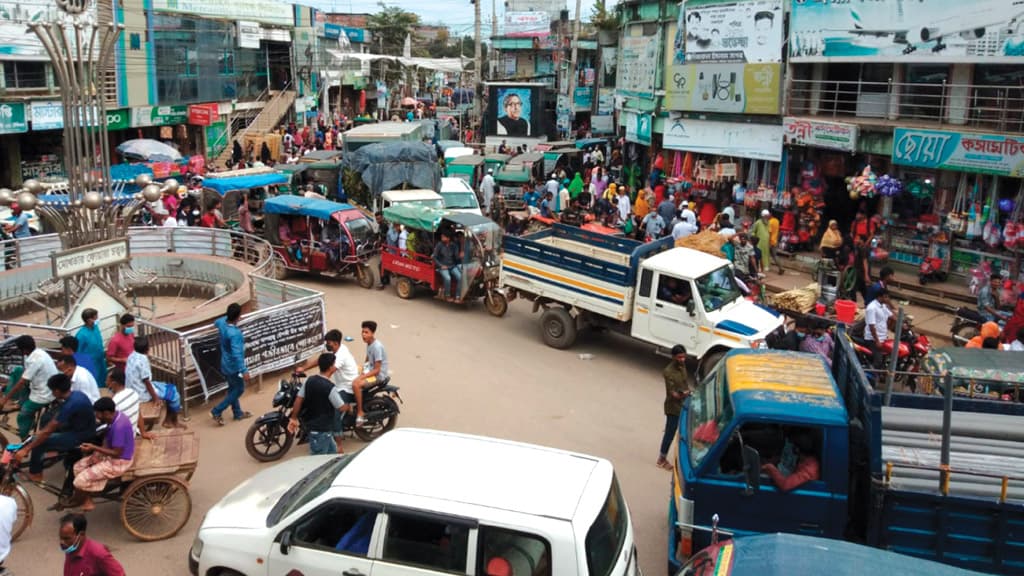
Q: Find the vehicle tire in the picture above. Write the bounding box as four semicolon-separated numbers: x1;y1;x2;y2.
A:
354;396;398;442
540;307;577;349
121;476;192;541
3;482;31;541
953;325;979;347
244;420;294;462
395;277;415;299
485;291;508;317
357;263;376;289
698;349;726;379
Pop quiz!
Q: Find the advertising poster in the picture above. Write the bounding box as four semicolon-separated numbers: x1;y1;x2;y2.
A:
597;88;615;115
487;83;545;138
892;128;1024;177
0;0;96;60
616;26;661;98
790;0;1024;63
663;117;783;161
624;111;652;146
683;0;783;63
505;11;550;38
665;62;780;114
601;46;618;87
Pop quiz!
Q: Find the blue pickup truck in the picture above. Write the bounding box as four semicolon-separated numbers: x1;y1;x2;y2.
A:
668;334;1024;575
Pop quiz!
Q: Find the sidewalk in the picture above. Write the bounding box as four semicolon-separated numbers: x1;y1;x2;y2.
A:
762;266;954;346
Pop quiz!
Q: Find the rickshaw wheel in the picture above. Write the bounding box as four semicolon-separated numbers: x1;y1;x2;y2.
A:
4;482;32;541
356;263;376;289
485;292;509;317
121;476;192;541
395;277;416;299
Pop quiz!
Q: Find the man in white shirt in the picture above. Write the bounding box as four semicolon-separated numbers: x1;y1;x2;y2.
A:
57;355;100;404
545;174;559;198
480;169;496;215
617;187;632;224
108;367;148;438
718;215;737;237
864;288;895;368
0;335;57;439
0;493;16;567
592;147;605;165
302;329;360;452
672;215;697;241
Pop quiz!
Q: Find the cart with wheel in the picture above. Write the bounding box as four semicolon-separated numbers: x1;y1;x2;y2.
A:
0;429;199;542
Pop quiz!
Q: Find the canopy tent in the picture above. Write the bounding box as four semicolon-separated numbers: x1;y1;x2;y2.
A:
203;173;289;195
263;196;356;221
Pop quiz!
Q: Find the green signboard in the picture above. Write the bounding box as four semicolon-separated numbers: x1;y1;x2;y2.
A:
205;121;227;160
0;102;28;134
106;108;130;130
130;105;188;128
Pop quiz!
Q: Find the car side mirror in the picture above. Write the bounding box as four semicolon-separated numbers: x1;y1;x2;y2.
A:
686;300;696;316
741;445;760;496
279;529;293;555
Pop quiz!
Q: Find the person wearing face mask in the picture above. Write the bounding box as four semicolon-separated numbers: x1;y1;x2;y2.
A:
778;317;810;351
800;320;835;367
59;512;125;575
106;313;136;373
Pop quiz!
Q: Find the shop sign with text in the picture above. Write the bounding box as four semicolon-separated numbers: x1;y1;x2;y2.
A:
188;103;220;126
624;111;652;147
0;102;27;134
783;117;857;152
151;0;292;26
131;105;188;127
893;128;1024;177
664;117;782;161
665;63;780;114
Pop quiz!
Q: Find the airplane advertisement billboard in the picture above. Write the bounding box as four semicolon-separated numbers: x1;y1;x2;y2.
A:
790;0;1024;63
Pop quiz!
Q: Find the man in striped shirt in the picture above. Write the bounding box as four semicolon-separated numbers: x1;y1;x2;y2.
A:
107;368;150;439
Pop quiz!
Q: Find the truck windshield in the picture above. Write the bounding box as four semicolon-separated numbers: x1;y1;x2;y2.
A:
695;266;742;313
688;370;733;469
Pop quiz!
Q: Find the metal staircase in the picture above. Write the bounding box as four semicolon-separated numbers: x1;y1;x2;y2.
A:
211;85;296;169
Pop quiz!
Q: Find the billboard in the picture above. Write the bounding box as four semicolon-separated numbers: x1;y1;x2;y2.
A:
0;0;97;60
663;117;783;161
683;0;783;63
790;0;1024;63
487;83;545;138
665;63;780;114
616;26;661;99
892;128;1024;177
505;11;550;38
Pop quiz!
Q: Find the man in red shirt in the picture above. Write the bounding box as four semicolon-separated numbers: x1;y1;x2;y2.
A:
106;314;135;373
761;430;820;493
60;513;125;576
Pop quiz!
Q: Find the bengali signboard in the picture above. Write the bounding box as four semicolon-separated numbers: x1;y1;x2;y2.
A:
665;62;780;114
783;117;858;152
0;102;27;134
187;103;220;126
790;0;1024;63
663;117;783;161
237;21;261;49
682;0;783;63
616;27;661;99
187;299;325;399
130;105;189;127
892;128;1024;177
505;11;550;38
30;101;64;130
573;87;593;111
151;0;293;26
51;239;130;280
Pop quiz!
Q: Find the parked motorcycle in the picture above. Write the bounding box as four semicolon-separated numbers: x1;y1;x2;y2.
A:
244;372;402;462
849;316;931;392
918;256;947;285
950;306;985;347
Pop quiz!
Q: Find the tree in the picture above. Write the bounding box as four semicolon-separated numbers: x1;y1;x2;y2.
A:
589;0;619;31
366;2;421;55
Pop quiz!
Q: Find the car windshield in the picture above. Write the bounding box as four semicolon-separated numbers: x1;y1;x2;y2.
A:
585;475;628;576
400;199;445;210
695;266;742;313
345;216;375;244
266;455;355;526
442;192;479;209
687;370;732;469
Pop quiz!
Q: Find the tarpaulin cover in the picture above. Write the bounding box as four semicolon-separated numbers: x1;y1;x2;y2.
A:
204;173;289;194
343;142;440;196
383;203;447;232
263;196;355;220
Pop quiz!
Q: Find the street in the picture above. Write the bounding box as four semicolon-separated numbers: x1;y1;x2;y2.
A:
7;275;671;575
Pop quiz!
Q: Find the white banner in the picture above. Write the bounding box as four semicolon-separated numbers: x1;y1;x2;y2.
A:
505;12;550;38
783;117;858;153
664;117;782;161
236;21;261;49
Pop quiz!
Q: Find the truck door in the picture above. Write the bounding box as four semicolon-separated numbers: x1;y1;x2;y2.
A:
638;271;699;350
695;422;833;540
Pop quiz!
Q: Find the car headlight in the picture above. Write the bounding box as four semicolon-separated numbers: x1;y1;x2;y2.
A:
191;537;203;560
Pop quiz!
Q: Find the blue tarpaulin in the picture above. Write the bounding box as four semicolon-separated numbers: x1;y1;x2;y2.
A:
263;196;356;220
204;173;289;195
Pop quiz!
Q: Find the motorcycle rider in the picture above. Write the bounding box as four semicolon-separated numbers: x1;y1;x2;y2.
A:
978;274;1009;323
287;353;351;455
299;329;359;452
352;320;388;423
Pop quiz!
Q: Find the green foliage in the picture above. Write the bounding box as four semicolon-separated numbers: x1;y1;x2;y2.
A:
343;168;371;208
366;2;421;55
590;0;619;31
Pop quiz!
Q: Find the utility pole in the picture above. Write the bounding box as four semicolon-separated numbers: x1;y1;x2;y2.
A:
473;0;482;142
565;0;582;139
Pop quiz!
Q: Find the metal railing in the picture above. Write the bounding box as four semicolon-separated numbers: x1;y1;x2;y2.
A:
788;78;1024;133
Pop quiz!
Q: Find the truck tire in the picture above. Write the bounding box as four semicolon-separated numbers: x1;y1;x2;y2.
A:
540;308;577;349
698;349;726;379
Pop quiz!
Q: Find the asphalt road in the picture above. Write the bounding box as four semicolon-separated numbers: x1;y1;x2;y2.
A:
8;275;672;576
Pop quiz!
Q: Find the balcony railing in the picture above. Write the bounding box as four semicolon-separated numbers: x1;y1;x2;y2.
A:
788;78;1024;134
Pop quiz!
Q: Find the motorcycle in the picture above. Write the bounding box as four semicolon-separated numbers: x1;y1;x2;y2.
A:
244;372;402;462
918;256;947;285
950;306;985;347
849;316;931;392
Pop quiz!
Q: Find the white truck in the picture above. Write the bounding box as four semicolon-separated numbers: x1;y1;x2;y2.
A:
501;224;784;373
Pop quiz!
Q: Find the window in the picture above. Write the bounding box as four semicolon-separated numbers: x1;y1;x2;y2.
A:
382;511;470;573
972;65;1024;131
291;501;379;556
638;268;653;298
267;456;356;526
694;266;740;313
656;274;694;307
584;475;628;576
714;424;823;489
688;369;732;468
4;61;46;89
478;527;551;576
902;65;949;121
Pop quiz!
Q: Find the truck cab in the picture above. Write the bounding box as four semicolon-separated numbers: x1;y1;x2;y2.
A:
631;249;782;372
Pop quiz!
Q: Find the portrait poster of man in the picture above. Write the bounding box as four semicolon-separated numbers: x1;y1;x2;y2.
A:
495;88;532;137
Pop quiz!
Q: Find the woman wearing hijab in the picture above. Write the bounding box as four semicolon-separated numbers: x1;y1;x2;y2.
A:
819;219;844;259
633;188;651;220
603;182;618;203
568;173;584;200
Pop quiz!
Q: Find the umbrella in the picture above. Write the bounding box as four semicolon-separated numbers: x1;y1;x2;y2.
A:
116;139;183;162
401;97;417;107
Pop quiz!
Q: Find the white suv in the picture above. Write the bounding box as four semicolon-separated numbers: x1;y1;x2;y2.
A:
190;428;639;576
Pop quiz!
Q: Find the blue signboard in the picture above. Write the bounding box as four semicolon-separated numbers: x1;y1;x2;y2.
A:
322;23;367;43
892;127;1024;177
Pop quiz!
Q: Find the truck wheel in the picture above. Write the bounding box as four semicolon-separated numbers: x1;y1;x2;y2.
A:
698;349;726;379
540;308;577;349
